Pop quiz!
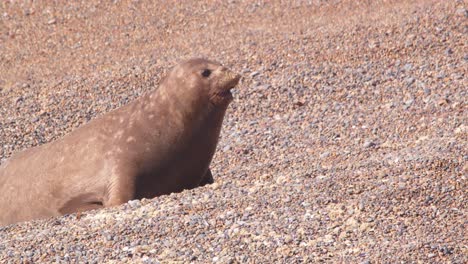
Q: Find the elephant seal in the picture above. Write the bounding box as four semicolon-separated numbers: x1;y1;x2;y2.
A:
0;58;241;226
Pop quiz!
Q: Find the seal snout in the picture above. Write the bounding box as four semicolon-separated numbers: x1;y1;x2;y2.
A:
205;62;241;105
217;72;241;101
225;72;241;90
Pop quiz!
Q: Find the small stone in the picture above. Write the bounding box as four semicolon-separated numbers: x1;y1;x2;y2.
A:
363;140;376;148
405;77;415;85
223;145;232;151
440;245;453;255
358;201;365;211
275;175;287;184
438;98;449;106
454;125;466;134
210;182;221;190
455;8;468;17
436;72;445;79
404;98;414;106
127;200;141;208
403;63;412;71
250;71;260;78
15;96;23;104
255;84;270;91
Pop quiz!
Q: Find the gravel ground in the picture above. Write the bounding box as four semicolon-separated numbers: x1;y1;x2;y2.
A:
0;0;467;263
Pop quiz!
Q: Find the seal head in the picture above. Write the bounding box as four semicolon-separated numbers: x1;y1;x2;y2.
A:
162;58;241;110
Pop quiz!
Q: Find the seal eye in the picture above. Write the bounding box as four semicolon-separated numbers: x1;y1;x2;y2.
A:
201;69;211;78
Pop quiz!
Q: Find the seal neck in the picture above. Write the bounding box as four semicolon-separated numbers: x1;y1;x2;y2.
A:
156;70;234;121
138;86;228;137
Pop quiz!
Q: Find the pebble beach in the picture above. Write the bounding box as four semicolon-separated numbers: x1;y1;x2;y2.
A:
0;0;467;263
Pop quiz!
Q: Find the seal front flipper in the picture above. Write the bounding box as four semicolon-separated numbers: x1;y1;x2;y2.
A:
59;193;104;214
104;168;137;207
198;169;214;187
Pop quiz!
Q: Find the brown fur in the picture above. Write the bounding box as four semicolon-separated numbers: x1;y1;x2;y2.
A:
0;58;240;226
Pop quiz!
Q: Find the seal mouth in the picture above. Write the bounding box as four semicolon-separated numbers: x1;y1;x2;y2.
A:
218;89;233;99
218;83;237;98
215;74;240;103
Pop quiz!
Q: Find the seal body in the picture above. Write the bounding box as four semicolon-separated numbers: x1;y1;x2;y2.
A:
0;58;240;226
